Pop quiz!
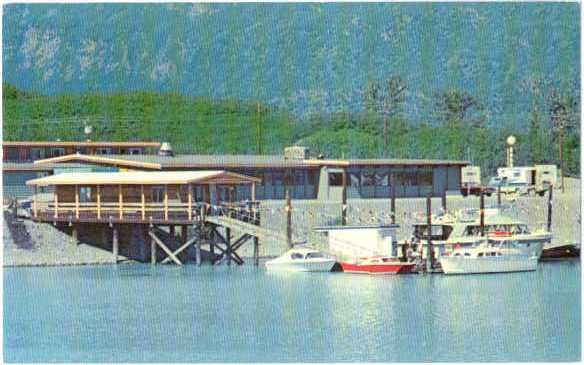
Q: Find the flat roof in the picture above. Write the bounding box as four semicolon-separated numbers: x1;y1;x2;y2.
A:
3;141;161;147
26;170;261;186
20;153;469;170
102;154;470;168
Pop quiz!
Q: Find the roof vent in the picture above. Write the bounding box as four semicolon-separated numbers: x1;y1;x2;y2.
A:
284;146;310;160
159;142;174;157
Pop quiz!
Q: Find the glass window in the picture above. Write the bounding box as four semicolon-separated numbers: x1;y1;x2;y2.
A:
79;187;92;202
349;171;360;187
361;169;375;186
306;252;324;259
152;186;165;202
464;253;471;256
51;148;66;157
96;147;112;155
294;170;305;186
291;253;304;260
129;148;142;155
283;170;294;186
273;171;284;186
478;253;484;257
306;170;318;185
30;148;44;161
328;172;344;186
418;168;433;186
376;169;389;186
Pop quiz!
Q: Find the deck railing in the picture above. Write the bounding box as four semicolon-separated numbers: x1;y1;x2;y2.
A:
32;199;260;224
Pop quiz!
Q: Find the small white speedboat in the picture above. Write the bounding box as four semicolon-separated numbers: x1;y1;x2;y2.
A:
265;247;336;272
440;243;538;275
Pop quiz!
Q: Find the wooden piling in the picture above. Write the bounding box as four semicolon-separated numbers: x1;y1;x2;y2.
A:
253;236;259;266
547;185;553;232
390;189;396;224
441;189;447;212
226;227;232;266
150;233;156;265
72;226;78;244
195;238;201;266
426;194;433;271
112;226;119;264
480;191;485;236
285;190;292;248
497;185;501;207
341;169;347;225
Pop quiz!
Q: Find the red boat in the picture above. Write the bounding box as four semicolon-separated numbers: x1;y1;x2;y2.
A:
340;256;416;275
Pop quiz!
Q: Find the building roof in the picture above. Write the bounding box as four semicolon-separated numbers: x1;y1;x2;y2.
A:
33;154;162;170
3;141;161;147
23;153;469;171
26;170;261;186
100;154;469;168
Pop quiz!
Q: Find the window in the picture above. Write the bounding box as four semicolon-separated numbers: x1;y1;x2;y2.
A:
30;148;44;161
96;148;112;155
306;252;324;259
291;253;304;260
418;168;433;186
478;253;484;257
361;170;375;186
283;170;294;186
51;148;65;158
6;148;19;161
79;187;92;202
328;172;344;186
349;171;360;187
152;186;165;202
375;170;389;186
129;148;142;155
464;253;471;257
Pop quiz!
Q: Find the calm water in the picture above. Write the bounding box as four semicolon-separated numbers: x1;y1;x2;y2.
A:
4;261;581;362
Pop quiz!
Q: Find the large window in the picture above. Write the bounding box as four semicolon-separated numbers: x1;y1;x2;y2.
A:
328;172;344;186
361;169;376;186
79;187;92;202
152;186;165;202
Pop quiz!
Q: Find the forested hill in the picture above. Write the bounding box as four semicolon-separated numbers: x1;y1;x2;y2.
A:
3;83;580;177
3;3;579;128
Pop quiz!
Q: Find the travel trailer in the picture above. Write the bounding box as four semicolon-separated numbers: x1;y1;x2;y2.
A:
496;165;557;196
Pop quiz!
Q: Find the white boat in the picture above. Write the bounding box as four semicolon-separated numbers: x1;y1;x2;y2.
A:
440;243;538;275
265;247;336;272
404;207;550;260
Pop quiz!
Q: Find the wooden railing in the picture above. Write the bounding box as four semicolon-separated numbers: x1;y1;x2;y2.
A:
32;200;261;225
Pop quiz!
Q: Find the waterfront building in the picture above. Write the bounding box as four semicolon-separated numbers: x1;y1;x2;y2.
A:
4;141;469;201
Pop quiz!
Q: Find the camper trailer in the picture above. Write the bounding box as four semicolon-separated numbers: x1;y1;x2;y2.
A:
496;165;557;196
460;166;493;196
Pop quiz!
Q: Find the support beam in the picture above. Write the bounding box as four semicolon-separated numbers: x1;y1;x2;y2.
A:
195;239;201;266
441;189;447;212
97;185;101;220
161;234;198;264
33;185;37;218
148;230;182;266
75;185;79;219
112;226;119;264
151;233;157;264
253;236;259;266
426;194;433;271
341;169;347;225
54;190;58;218
547;185;553;232
226;227;232;266
390;189;396;224
141;185;146;220
118;184;123;220
480;191;485;236
285;190;292;248
188;184;193;221
164;185;169;220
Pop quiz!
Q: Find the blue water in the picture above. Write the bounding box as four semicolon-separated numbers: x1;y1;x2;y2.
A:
4;261;581;362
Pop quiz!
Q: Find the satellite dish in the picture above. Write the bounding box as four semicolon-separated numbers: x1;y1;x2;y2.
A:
506;135;516;146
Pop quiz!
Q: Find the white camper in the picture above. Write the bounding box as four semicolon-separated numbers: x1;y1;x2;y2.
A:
496;165;557;196
461;166;481;186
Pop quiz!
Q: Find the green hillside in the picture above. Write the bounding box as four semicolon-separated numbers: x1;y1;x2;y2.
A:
3;83;580;177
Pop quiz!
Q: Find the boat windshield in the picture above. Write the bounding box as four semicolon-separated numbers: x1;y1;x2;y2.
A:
290;253;305;260
305;252;325;259
414;225;453;240
464;224;530;236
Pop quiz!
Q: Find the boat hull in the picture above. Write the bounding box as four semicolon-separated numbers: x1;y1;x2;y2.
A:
265;259;336;272
541;244;580;259
340;262;416;275
440;256;538;275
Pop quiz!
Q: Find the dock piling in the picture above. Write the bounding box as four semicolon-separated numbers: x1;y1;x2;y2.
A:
341;169;347;225
480;191;485;236
497;185;502;207
285;190;292;248
112;226;119;264
547;185;553;232
426;194;433;271
390;190;396;224
253;236;259;266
